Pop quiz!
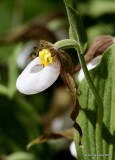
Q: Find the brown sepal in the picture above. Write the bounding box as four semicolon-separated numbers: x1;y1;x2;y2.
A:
60;66;77;106
73;35;114;73
27;128;73;149
84;35;114;62
60;67;82;145
58;50;73;74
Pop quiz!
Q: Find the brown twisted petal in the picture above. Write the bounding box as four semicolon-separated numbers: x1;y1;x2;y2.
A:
60;66;82;146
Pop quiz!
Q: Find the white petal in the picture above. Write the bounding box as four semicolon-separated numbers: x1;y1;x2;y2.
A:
16;40;37;69
70;141;77;158
78;55;102;82
16;57;60;95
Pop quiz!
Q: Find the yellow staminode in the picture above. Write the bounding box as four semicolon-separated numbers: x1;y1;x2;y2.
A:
39;49;53;67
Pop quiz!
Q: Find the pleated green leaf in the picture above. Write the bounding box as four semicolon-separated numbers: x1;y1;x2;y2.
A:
74;44;115;160
64;0;87;54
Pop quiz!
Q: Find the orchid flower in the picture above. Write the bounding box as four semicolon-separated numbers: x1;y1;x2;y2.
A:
16;39;82;139
16;39;84;146
16;44;61;95
16;39;77;95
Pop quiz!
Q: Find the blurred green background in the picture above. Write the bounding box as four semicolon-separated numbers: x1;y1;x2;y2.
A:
0;0;115;160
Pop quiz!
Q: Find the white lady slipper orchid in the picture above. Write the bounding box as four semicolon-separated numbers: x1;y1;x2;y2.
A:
16;49;61;95
78;55;102;82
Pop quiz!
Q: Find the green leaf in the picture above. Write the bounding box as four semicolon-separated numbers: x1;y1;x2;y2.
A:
64;0;87;54
74;44;115;160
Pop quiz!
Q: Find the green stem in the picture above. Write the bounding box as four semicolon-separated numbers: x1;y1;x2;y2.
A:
76;51;104;158
54;39;79;50
0;84;10;97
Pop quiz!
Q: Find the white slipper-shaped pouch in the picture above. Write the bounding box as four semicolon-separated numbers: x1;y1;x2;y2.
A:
16;57;60;95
